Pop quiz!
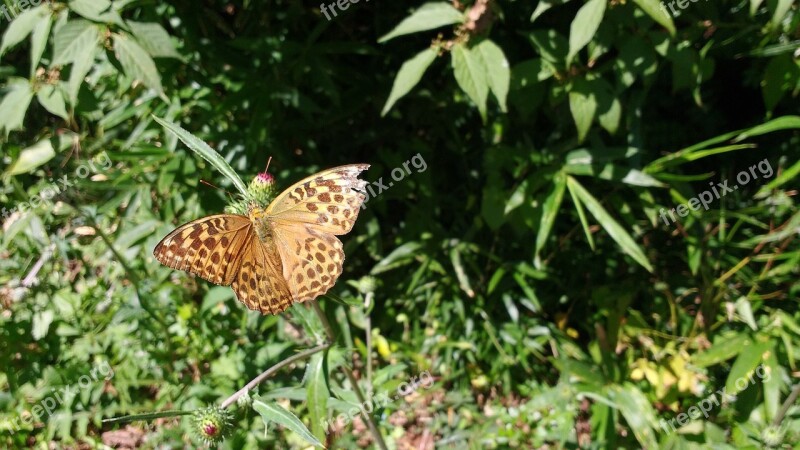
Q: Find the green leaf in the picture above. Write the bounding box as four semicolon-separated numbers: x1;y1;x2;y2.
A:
0;6;45;55
762;341;781;421
474;39;510;112
691;333;751;367
725;339;771;394
128;22;182;59
252;399;323;448
761;55;799;111
632;0;676;36
305;352;329;442
153;116;248;196
0;79;34;137
566;176;653;272
52;20;100;66
382;47;437;116
36;84;69;120
770;0;794;27
527;30;569;67
32;310;55;340
30;8;52;75
567;0;606;64
113;32;163;93
452;43;488;120
68;0;124;25
67;40;97;104
5;138;56;176
531;0;573;22
566;178;595;250
606;384;659;448
732;115;800;142
378;2;464;43
569;81;597;142
755;158;800;198
535;172;566;265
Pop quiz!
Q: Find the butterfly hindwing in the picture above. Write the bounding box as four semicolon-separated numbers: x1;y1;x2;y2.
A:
153;214;252;286
231;237;294;314
271;223;345;303
265;164;369;235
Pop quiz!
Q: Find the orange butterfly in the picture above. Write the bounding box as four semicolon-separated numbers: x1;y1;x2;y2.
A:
153;164;369;314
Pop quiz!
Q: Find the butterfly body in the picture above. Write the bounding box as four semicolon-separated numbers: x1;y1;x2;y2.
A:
154;164;369;315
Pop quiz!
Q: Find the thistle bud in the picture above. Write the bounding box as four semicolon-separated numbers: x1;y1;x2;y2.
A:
192;405;233;446
247;172;276;206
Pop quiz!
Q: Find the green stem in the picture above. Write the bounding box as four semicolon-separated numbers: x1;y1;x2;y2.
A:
220;343;330;409
310;300;388;450
102;410;193;425
772;383;800;427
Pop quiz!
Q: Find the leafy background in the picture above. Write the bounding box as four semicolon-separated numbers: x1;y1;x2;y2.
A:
0;0;799;448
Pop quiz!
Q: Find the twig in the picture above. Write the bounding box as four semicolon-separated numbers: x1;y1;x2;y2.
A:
310;299;388;450
220;343;330;409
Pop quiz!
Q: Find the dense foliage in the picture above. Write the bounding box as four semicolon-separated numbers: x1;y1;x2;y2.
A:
1;0;799;448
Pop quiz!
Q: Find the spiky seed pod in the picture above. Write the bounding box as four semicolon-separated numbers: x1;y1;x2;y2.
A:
192;405;234;446
236;390;253;408
247;171;276;206
761;425;784;448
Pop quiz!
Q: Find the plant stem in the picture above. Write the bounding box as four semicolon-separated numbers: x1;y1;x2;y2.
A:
220;343;330;409
311;299;388;450
772;383;800;427
103;410;193;425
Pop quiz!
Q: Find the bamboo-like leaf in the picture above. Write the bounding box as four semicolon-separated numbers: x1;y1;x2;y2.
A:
306;352;329;442
566;176;653;272
253;399;323;448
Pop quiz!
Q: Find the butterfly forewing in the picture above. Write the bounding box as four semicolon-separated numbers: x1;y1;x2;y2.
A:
153;214;252;285
265;164;369;235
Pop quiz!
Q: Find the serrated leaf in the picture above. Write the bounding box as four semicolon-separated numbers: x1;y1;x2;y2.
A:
68;0;123;25
253;399;323;448
632;0;676;36
0;79;34;137
566;175;653;272
113;33;163;93
0;6;46;55
378;2;464;43
306;352;329;442
52;20;99;66
5;138;56;176
567;0;606;64
474;39;510;112
67;41;97;104
382;47;437;116
36;84;69;120
452;43;488;120
152;116;248;196
29;10;51;75
128;22;181;59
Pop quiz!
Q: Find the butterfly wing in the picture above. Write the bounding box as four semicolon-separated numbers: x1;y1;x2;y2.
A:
271;223;345;303
153;214;252;286
263;164;369;303
264;164;369;235
231;237;294;314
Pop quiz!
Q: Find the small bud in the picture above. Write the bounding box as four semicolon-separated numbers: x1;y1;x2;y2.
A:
236;390;253;408
358;276;378;295
761;425;784;448
192;405;233;446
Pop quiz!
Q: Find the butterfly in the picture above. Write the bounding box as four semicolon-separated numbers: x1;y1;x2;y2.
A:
153;164;369;315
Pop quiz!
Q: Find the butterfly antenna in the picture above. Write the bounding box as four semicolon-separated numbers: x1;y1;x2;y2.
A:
200;179;238;198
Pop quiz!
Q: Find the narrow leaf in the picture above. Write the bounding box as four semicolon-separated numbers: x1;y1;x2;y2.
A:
153;116;248;196
253;399;323;448
382;47;437;116
567;0;606;64
306;352;329;442
452;43;488;120
632;0;676;36
566;176;653;272
474;39;510;112
378;2;464;43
